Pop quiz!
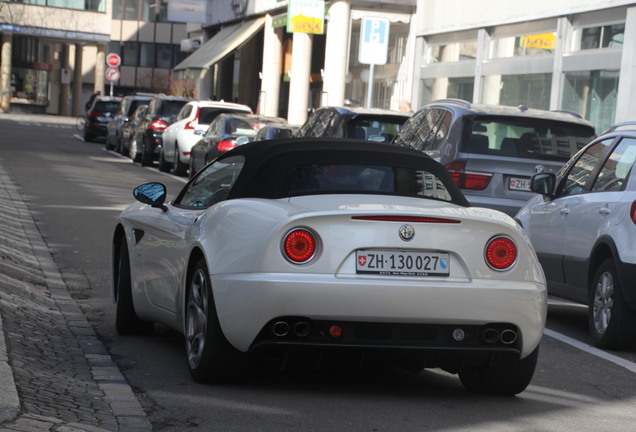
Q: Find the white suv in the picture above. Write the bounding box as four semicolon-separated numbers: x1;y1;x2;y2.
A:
160;100;252;176
515;122;636;350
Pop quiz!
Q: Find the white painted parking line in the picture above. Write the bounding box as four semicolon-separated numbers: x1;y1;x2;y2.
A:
544;328;636;374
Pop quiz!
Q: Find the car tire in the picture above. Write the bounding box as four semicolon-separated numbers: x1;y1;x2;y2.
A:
188;157;196;179
105;137;115;150
158;147;170;172
185;258;248;383
588;258;636;349
173;146;188;177
115;239;154;335
140;138;153;167
83;131;94;142
458;346;539;395
130;138;140;162
114;137;122;154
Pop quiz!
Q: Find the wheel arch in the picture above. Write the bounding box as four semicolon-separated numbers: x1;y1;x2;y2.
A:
111;224;127;303
587;236;618;292
182;246;207;328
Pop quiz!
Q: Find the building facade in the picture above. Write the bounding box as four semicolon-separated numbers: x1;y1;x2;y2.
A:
412;0;636;132
173;0;417;125
0;0;111;115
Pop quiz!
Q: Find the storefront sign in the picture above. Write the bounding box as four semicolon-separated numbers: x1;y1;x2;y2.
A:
167;0;207;24
287;0;325;34
520;33;556;50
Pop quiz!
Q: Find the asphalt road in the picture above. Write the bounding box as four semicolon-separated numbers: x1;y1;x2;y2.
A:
1;114;636;431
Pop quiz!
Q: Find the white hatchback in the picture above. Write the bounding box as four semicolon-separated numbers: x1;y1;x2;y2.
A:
516;122;636;350
160;100;252;176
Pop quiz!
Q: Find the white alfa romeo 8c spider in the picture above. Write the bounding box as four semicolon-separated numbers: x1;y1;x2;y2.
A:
111;138;546;395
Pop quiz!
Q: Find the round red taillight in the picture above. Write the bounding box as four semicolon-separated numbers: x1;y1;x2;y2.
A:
485;236;517;270
283;229;317;263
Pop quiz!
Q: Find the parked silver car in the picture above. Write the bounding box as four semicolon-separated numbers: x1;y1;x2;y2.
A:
516;122;636;350
393;99;597;216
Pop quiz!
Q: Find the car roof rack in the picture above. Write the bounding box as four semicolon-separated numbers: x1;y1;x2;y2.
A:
601;121;636;134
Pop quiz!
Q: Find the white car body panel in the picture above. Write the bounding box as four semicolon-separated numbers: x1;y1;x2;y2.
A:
118;194;546;358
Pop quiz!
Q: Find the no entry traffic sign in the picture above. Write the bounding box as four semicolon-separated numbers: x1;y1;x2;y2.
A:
106;53;121;68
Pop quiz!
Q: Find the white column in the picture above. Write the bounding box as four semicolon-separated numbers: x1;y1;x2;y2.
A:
616;7;636;123
0;32;12;113
287;32;312;126
260;14;283;116
472;29;490;104
549;17;571;111
73;43;84;116
321;0;350;107
95;44;106;95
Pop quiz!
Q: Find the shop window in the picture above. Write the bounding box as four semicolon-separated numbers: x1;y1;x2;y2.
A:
122;42;139;66
427;42;477;64
578;24;624;50
139;43;155;67
10;67;49;106
491;32;556;58
483;73;552;110
561;70;618;132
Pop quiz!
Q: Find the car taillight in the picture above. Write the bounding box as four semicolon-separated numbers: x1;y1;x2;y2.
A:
150;120;168;131
485;236;517;271
351;215;460;224
445;161;493;190
218;140;237;152
184;120;197;130
283;229;317;263
631;201;636;225
89;111;102;118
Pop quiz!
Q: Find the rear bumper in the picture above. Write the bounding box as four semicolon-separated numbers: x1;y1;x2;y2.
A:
211;273;547;358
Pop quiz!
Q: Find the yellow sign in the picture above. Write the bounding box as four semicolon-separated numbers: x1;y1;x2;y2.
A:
287;0;325;34
520;33;556;50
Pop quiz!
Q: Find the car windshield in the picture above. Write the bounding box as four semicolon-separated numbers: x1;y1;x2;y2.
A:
284;163;453;202
347;117;405;142
462;116;596;161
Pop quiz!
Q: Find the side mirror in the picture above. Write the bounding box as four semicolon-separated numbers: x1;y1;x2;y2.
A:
530;173;556;197
133;182;168;211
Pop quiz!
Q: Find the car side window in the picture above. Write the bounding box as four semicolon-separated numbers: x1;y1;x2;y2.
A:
174;156;245;208
309;110;337;137
177;105;191;121
592;137;636;192
559;140;612;197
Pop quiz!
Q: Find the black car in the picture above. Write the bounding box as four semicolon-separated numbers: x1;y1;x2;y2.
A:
121;104;149;160
129;94;191;166
83;96;122;142
189;113;288;177
105;93;154;153
392;99;597;216
295;106;410;142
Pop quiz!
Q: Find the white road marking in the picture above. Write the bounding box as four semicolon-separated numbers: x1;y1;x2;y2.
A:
544;328;636;374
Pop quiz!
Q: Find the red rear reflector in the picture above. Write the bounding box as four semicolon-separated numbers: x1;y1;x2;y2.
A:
445;161;492;190
217;140;237;152
352;216;460;223
283;229;317;263
631;201;636;225
329;325;343;338
485;236;517;270
150;120;168;130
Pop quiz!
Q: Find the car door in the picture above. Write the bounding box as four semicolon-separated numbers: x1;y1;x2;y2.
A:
137;156;246;311
526;139;612;299
562;136;636;298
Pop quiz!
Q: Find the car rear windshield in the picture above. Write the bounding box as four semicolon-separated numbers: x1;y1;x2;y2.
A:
93;101;120;113
347;117;406;142
462;116;596;161
199;108;249;125
159;101;188;117
284;163;453;202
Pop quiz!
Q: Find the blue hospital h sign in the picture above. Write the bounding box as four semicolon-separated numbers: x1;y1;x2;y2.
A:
358;17;390;65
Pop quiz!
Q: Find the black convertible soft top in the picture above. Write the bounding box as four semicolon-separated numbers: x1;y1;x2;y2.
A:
217;138;469;207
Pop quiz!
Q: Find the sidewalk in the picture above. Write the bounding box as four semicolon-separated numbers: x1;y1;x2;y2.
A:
0;146;151;431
